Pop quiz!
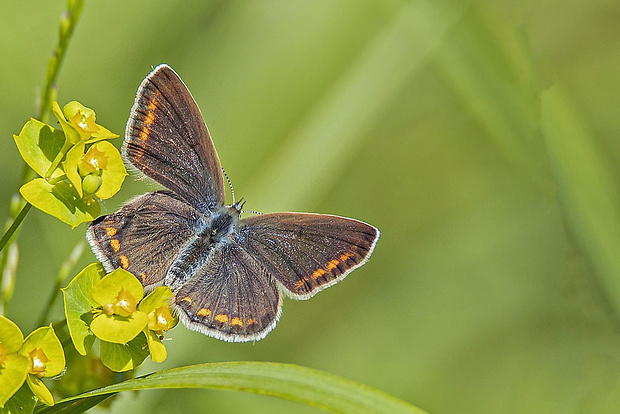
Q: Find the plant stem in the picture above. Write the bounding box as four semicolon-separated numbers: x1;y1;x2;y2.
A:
46;141;73;178
38;0;85;122
0;0;85;315
0;203;31;254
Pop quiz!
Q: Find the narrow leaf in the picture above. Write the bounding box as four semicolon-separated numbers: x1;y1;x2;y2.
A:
46;362;425;413
33;394;112;414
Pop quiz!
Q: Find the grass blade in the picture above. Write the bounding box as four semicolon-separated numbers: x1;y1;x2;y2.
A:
40;362;426;414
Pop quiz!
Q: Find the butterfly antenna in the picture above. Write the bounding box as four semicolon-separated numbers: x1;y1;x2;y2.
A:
222;167;235;204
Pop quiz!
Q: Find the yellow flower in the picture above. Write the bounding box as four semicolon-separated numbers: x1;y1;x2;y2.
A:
27;348;50;378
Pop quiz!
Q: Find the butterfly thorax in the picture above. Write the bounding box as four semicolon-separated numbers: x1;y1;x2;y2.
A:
197;206;240;244
164;206;240;291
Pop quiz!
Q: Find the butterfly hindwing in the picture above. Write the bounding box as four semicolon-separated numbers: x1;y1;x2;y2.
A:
236;213;380;299
173;242;282;342
87;191;199;289
123;64;225;212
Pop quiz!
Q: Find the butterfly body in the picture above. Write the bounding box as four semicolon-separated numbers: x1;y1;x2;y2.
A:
165;204;240;292
87;64;379;342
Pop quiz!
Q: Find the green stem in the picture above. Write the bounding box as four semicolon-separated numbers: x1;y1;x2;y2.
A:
38;0;85;122
46;141;73;178
0;0;85;315
0;203;32;255
48;174;68;185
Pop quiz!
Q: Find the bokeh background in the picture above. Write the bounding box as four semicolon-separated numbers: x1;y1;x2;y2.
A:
2;1;620;412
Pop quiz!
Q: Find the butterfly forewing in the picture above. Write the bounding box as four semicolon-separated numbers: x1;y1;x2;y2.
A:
236;213;380;299
87;191;199;289
173;242;282;342
124;64;225;212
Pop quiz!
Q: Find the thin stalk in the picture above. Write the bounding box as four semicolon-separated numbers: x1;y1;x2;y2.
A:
38;0;85;122
0;203;32;254
0;0;85;314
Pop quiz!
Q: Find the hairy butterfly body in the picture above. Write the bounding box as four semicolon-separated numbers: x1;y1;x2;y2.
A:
87;64;380;342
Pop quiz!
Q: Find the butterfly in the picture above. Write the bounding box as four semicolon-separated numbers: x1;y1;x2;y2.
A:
87;64;380;342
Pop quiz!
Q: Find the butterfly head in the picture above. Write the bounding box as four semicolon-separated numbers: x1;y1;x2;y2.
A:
231;199;245;215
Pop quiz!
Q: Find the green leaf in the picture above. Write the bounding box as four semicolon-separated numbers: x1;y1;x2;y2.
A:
2;382;36;414
20;178;100;228
26;375;53;407
0;354;29;408
91;268;144;307
13;119;65;178
62;263;105;355
90;312;149;345
99;333;149;372
19;326;65;378
0;316;24;352
88;141;127;200
62;141;85;198
33;394;111;414
45;362;425;413
144;330;166;363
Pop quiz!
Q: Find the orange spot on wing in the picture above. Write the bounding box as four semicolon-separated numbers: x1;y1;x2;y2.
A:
312;268;326;280
339;252;352;262
139;272;146;283
231;317;243;327
148;98;158;111
214;314;229;323
326;259;339;270
110;239;120;253
120;255;129;269
181;296;192;303
139;127;150;141
246;318;255;325
144;111;156;126
105;227;117;237
197;308;211;317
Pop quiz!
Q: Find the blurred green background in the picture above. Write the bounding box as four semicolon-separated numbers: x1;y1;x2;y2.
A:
2;0;620;412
